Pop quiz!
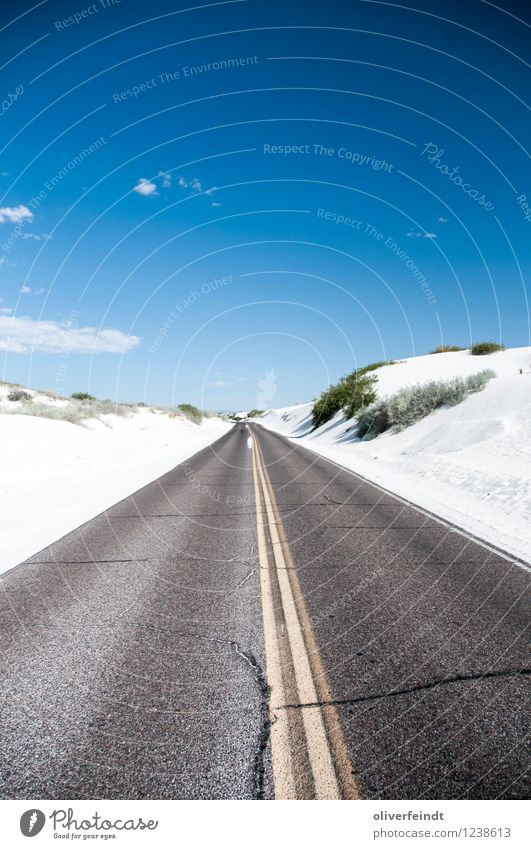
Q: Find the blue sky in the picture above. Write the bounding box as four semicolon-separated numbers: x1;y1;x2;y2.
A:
0;0;529;410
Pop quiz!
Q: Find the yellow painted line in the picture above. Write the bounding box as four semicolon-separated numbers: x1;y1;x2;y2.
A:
257;440;362;801
252;440;297;800
252;433;360;799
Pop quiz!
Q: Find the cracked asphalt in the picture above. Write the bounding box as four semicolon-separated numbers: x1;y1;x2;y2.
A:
0;423;529;799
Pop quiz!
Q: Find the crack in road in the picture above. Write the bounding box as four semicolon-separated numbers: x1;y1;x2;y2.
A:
106;513;260;518
159;630;271;800
278;667;531;710
231;568;256;592
324;525;424;529
231;643;271;800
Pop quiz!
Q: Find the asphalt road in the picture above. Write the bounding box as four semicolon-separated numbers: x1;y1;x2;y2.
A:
0;423;528;799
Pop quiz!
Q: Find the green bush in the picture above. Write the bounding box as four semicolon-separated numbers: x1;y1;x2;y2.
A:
430;345;466;354
247;409;265;418
71;391;96;401
357;370;496;439
312;381;350;428
311;361;395;429
177;403;203;424
343;374;378;420
470;341;505;355
355;360;396;374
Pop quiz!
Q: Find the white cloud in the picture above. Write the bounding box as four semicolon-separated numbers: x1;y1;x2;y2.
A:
0;315;140;354
0;205;33;224
177;175;216;195
0;307;12;314
20;232;50;241
438;217;448;223
20;286;45;295
407;230;438;239
133;178;158;197
211;379;228;387
133;172;216;198
211;201;221;207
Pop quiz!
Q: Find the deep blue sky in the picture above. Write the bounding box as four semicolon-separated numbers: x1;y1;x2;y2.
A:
0;0;529;409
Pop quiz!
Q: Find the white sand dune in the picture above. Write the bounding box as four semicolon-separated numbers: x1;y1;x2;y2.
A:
259;347;531;564
0;391;231;574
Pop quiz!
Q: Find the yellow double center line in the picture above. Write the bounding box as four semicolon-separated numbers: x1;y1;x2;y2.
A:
251;431;360;800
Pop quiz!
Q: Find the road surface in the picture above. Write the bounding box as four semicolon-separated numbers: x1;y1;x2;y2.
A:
0;423;529;799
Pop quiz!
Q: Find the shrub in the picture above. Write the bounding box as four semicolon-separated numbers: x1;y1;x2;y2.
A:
177;403;203;424
311;361;395;429
247;409;265;418
466;369;496;391
71;391;96;401
343;374;378;420
4;399;131;425
312;380;352;428
355;360;396;373
7;389;32;401
357;370;495;439
13;403;87;424
470;341;505;355
356;400;390;438
86;399;129;417
430;345;466;353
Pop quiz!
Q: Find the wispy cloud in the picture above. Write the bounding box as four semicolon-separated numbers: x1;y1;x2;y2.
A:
407;231;438;239
177;175;217;196
134;172;216;199
20;232;50;242
178;176;200;192
0;205;33;224
133;178;158;197
0;315;140;354
438;216;448;223
20;286;45;295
